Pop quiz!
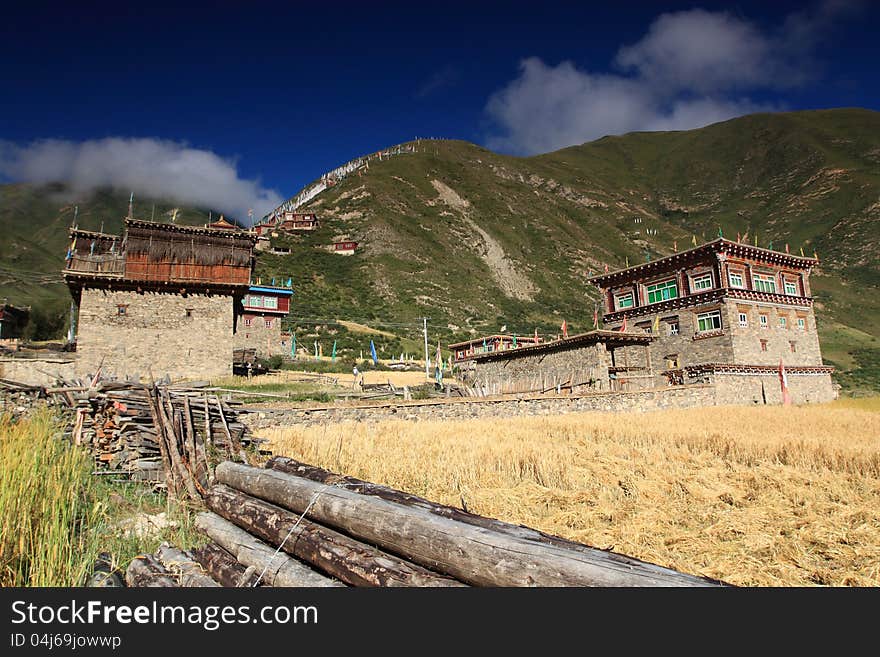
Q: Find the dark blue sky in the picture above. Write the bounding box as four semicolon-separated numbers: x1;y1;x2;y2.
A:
2;1;878;217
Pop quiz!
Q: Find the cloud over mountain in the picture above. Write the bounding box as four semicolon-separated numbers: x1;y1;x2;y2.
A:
485;1;858;154
0;137;282;222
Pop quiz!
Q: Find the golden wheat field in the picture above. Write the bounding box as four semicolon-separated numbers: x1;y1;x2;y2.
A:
262;399;880;587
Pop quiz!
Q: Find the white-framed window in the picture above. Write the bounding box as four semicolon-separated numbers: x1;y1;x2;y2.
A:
263;296;278;309
614;292;634;310
646;280;678;304
753;274;777;293
696;311;722;333
738;313;748;327
728;272;745;288
265;318;273;328
779;316;787;329
668;321;679;336
247;295;263;307
784;281;798;296
244;318;252;327
691;273;713;290
759;314;768;327
797;317;806;330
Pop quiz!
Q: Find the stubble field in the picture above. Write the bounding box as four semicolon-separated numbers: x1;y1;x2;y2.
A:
262;398;880;586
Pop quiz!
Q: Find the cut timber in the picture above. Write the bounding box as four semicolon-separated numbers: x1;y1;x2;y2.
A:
191;543;262;587
125;554;179;588
216;462;723;587
265;456;725;578
194;511;343;587
156;542;220;587
207;484;466;587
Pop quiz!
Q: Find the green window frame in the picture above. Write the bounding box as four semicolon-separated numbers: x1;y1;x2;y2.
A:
784;281;798;295
691;273;713;290
728;272;744;288
696;311;722;333
263;296;278;309
646;280;678;304
753;274;777;293
615;293;634;310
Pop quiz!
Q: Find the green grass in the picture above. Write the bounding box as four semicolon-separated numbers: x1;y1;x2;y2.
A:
0;408;201;586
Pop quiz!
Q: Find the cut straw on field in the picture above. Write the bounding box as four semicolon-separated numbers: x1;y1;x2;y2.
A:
263;401;880;587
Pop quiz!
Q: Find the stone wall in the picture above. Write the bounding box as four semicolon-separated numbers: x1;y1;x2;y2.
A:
242;384;720;429
233;314;286;357
726;301;822;366
0;356;76;386
76;288;233;381
466;342;610;395
709;371;837;405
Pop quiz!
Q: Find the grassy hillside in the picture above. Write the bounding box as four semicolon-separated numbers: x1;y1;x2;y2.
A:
253;109;880;391
2;109;878;390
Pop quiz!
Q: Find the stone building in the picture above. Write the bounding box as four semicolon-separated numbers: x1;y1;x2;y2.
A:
461;238;836;405
233;284;293;358
458;330;652;396
63;218;256;381
449;334;542;364
586;238;836;404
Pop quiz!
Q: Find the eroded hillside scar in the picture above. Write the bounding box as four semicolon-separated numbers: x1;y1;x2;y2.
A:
430;179;538;301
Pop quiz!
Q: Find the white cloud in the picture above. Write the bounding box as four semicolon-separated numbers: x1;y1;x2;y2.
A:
0;137;282;223
485;2;857;154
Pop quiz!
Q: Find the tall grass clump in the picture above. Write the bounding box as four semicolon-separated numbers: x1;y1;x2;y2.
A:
0;410;102;586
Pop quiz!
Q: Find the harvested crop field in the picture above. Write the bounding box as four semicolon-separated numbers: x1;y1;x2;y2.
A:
262;399;880;586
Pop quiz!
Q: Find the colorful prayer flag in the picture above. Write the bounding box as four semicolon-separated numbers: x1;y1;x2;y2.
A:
370;340;378;365
778;359;792;406
561;319;568;339
331;340;337;362
691;234;697;246
619;315;628;332
291;334;296;358
593;306;598;329
652;315;660;334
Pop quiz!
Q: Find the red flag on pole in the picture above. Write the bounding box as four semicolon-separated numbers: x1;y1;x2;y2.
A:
619;315;628;332
534;328;539;342
561;319;568;338
778;359;792;406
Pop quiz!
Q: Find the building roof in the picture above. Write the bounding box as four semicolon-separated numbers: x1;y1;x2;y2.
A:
449;334;541;349
472;329;652;363
248;285;293;296
587;238;819;288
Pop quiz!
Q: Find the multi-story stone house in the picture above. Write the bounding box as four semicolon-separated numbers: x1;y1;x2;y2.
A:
63;218;257;381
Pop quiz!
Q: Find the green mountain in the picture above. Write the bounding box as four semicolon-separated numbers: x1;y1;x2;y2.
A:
254;108;880;391
2;108;878;391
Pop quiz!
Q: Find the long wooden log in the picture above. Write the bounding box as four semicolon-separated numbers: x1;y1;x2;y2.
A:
207;484;465;587
145;388;177;495
156;543;221;587
158;390;200;500
216;461;722;587
265;457;726;580
125;554;179;587
194;511;343;587
191;542;262;587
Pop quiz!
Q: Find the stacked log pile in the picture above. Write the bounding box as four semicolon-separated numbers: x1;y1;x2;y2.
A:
63;384;263;494
139;457;729;587
1;376;263;490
